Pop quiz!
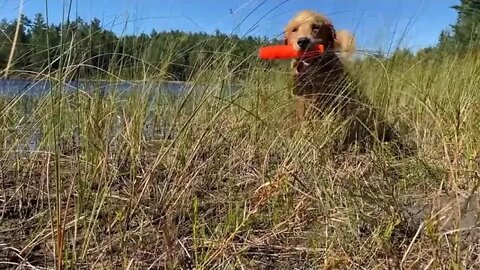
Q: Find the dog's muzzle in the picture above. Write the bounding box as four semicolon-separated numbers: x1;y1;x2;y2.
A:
297;37;311;50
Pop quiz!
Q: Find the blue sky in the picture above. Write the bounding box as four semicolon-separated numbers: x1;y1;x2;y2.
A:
0;0;459;52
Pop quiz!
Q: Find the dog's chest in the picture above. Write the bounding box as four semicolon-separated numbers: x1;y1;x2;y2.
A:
293;55;348;97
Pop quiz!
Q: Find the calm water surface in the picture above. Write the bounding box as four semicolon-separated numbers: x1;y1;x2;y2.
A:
0;79;193;97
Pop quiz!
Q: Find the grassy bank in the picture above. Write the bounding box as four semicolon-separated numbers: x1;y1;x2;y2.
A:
2;33;480;269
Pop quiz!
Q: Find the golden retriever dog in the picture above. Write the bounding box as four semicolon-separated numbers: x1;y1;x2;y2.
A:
284;10;397;150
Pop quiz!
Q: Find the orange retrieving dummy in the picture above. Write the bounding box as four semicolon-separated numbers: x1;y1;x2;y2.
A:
258;44;324;60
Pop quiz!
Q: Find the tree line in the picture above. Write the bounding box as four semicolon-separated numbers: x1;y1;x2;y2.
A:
0;13;275;81
1;1;479;80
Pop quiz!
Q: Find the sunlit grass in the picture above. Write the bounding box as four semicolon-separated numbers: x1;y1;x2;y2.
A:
2;4;480;270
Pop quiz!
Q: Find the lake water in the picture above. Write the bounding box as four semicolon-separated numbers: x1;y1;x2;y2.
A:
0;78;239;153
0;79;195;97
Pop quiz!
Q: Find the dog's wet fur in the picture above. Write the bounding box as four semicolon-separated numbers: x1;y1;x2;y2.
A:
284;10;409;153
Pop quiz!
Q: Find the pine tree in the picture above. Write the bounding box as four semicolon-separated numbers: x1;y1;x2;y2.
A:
450;0;480;47
30;13;48;70
0;19;11;68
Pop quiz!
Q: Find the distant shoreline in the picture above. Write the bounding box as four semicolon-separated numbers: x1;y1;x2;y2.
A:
0;77;190;85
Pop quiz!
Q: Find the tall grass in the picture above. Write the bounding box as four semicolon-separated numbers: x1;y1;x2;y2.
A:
2;8;480;270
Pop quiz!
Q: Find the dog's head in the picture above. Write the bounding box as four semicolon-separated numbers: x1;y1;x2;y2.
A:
284;10;335;51
284;10;356;60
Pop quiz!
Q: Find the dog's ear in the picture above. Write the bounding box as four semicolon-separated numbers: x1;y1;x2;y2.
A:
325;22;336;42
283;31;291;45
334;30;356;60
315;21;336;48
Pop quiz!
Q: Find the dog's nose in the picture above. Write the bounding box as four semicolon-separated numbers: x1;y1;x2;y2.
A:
297;37;311;50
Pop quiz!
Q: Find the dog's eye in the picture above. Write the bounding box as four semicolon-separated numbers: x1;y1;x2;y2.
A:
311;24;320;31
292;27;298;32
